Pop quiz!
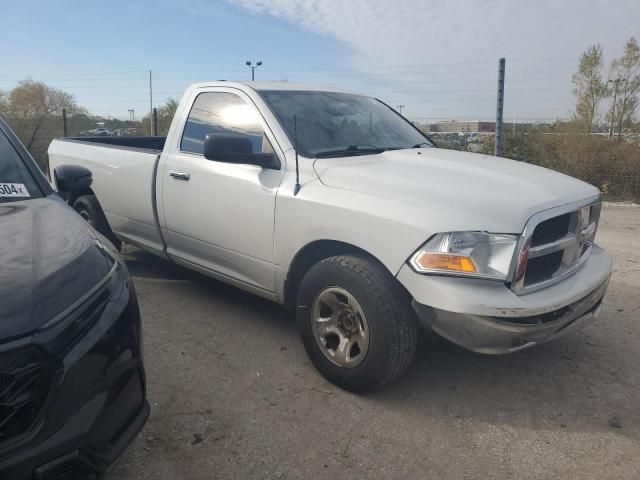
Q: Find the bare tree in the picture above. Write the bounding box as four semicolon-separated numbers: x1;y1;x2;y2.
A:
0;90;9;117
608;37;640;138
7;79;84;149
572;44;608;133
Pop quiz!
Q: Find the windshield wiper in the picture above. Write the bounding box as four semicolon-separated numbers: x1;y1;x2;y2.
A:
411;142;432;148
315;145;387;157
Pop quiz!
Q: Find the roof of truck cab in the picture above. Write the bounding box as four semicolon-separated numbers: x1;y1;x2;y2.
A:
186;81;357;95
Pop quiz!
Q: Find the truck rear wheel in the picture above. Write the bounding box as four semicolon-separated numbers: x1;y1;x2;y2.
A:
296;254;417;392
73;195;122;251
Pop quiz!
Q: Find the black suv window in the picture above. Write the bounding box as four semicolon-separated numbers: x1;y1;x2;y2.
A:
0;129;42;203
180;92;273;155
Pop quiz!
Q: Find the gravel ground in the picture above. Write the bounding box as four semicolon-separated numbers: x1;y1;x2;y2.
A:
108;204;640;480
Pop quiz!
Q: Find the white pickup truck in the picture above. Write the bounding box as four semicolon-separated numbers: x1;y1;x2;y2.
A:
48;82;612;391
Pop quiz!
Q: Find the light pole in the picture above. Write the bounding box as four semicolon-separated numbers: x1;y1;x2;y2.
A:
608;78;625;137
246;60;262;81
396;105;405;115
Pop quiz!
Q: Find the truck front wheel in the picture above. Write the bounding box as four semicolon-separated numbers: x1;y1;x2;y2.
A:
296;254;418;392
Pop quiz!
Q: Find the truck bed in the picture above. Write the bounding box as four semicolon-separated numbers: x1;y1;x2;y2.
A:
48;136;165;254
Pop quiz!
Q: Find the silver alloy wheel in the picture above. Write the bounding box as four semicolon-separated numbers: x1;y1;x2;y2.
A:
311;286;370;368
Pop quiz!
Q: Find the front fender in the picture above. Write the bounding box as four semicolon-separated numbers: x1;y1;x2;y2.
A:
273;181;433;301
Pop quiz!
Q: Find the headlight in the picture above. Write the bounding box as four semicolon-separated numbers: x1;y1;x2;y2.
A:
409;232;518;280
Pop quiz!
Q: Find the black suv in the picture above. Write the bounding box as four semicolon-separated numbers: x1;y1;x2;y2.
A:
0;117;148;479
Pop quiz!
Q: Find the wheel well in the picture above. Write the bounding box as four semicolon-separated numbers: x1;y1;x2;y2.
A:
70;190;122;250
69;187;96;207
283;240;379;310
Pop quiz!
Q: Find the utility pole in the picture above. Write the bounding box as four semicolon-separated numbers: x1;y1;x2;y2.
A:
246;60;262;81
62;108;68;137
152;108;158;136
494;57;506;157
396;105;405;115
608;78;624;138
149;69;154;136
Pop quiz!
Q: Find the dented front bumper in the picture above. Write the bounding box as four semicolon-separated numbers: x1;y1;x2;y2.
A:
397;244;612;354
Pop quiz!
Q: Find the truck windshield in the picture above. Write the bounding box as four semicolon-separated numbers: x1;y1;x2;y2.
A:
259;90;433;158
0;128;42;203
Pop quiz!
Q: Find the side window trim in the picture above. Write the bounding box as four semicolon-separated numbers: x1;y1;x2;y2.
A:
177;90;280;170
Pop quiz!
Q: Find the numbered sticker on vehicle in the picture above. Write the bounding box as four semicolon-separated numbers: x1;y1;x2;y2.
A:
0;183;30;198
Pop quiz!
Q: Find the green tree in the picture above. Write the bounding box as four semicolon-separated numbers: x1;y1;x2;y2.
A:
608;37;640;138
154;97;179;135
572;44;608;133
159;98;179;118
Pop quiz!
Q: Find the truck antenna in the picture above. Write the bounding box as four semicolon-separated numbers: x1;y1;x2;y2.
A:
293;114;301;196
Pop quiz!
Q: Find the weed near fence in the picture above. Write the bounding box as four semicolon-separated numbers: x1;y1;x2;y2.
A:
420;123;640;202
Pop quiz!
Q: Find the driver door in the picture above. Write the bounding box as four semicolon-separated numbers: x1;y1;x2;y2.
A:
159;88;284;295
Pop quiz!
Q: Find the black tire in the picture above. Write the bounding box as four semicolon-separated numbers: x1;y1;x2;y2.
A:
73;194;122;251
296;254;418;392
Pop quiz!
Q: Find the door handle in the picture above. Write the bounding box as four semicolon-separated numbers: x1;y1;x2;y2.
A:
169;170;190;181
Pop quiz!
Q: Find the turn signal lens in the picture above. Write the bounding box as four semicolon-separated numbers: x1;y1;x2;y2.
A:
413;253;477;273
409;232;518;280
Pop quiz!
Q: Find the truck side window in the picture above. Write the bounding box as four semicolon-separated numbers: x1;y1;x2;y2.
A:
181;92;274;156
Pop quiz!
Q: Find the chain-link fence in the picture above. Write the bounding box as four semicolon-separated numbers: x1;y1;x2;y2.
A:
410;117;640;201
1;112;156;177
2;112;639;201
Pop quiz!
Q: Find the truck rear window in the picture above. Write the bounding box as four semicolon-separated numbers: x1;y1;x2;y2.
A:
0;130;42;203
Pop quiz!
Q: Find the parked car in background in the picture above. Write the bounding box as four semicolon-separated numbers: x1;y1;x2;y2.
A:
48;82;612;392
0;117;148;479
80;128;110;137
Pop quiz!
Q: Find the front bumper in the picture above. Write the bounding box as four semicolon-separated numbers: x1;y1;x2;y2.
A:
0;261;148;479
398;244;612;354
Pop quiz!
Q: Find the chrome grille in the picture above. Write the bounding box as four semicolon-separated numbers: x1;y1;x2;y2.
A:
512;197;601;294
524;250;564;285
530;212;572;246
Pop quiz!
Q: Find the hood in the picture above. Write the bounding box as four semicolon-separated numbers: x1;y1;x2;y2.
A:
0;196;110;340
313;148;599;233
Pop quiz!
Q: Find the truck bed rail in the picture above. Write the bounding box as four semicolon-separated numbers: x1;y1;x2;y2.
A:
64;136;166;152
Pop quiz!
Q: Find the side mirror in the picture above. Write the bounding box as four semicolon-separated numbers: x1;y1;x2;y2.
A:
203;133;278;169
54;165;93;195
